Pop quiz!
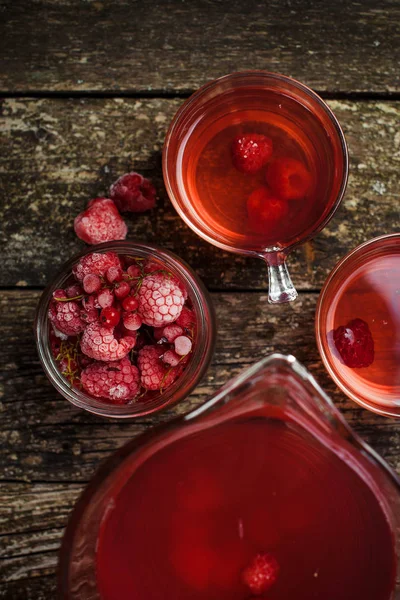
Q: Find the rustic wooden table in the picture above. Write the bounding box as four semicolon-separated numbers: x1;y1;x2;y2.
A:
1;0;399;597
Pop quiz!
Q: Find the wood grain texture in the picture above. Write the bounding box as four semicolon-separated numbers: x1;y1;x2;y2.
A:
1;0;399;94
0;97;399;290
0;289;399;594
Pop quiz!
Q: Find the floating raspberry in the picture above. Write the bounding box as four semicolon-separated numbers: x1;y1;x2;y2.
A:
97;288;114;309
80;322;136;361
333;318;374;368
266;157;312;201
232;133;273;174
163;349;180;366
74;197;128;245
48;298;85;336
174;335;192;356
109;172;156;213
242;552;279;595
123;312;142;331
247;186;289;233
138;273;184;327
176;306;196;329
162;324;183;343
81;357;140;403
73;252;122;282
82;273;101;294
137;345;178;390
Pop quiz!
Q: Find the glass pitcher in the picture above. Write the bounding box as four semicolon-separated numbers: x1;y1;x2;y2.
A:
59;354;400;599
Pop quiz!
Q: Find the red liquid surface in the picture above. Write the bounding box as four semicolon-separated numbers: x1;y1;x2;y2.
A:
180;88;342;251
97;417;395;599
324;249;400;408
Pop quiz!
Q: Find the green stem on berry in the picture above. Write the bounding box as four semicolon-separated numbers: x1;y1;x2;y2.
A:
54;295;84;302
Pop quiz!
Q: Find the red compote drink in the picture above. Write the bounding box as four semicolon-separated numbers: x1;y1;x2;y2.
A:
317;234;400;416
47;250;198;407
96;413;396;600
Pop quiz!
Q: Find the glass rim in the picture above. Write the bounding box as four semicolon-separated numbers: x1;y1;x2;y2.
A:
315;233;400;417
34;240;216;419
163;70;349;256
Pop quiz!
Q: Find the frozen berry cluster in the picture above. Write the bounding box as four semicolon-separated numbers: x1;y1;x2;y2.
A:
48;251;196;404
231;133;312;233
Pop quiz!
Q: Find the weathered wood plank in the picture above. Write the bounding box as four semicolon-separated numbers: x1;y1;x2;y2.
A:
0;98;399;290
1;0;399;94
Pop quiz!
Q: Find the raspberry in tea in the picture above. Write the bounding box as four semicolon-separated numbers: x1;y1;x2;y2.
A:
48;251;196;404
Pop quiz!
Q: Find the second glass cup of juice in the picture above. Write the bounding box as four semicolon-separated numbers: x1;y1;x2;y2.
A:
163;71;348;303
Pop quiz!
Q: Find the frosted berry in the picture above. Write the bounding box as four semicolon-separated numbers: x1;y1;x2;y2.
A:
53;288;68;300
100;306;121;327
81;357;140;403
80;322;136;361
97;288;114;309
65;284;83;298
163;349;180;367
48;299;85;336
82;273;101;294
73;252;122;282
122;295;139;312
80;297;99;324
114;281;131;299
266;157;312;201
144;260;162;274
123;312;142;331
127;264;142;278
247;186;289;233
137;345;178;390
176;306;196;329
162;324;183;343
174;335;192;356
74;197;127;244
138;273;184;327
333;318;374;368
109;172;156;213
242;552;279;595
106;266;123;284
232;133;273;174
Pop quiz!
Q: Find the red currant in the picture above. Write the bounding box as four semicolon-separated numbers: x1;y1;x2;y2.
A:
100;306;121;327
114;281;131;299
122;295;139;311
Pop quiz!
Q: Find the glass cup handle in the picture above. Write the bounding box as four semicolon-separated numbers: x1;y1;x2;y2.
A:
263;251;298;304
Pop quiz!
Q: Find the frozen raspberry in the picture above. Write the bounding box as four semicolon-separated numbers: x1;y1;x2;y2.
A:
242;552;279;595
48;299;85;336
176;306;196;329
80;322;136;361
247;186;289;233
74;197;128;245
266;157;312;201
100;306;121;327
333;318;374;368
114;281;131;299
122;295;139;312
137;345;178;390
82;273;101;294
106;266;123;284
65;284;83;298
138;273;184;327
109;172;156;213
123;312;142;331
162;324;184;343
174;335;192;356
163;349;180;367
232;133;273;174
73;252;122;282
81;295;99;323
81;357;140;403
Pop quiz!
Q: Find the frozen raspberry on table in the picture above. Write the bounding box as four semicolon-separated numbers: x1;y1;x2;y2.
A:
176;306;196;329
73;252;122;282
333;318;374;368
266;157;312;201
82;273;101;294
80;322;136;361
81;357;140;403
137;345;178;390
242;552;279;595
138;273;184;327
162;324;183;343
74;198;127;245
123;312;142;331
247;186;289;234
163;349;181;367
232;133;273;174
48;299;85;336
109;172;156;213
174;335;192;356
97;288;114;309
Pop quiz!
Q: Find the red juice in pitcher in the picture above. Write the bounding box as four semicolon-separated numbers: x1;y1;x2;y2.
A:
96;414;396;600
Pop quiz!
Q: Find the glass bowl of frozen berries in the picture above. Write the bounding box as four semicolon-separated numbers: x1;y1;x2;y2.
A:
315;233;400;417
35;241;216;418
